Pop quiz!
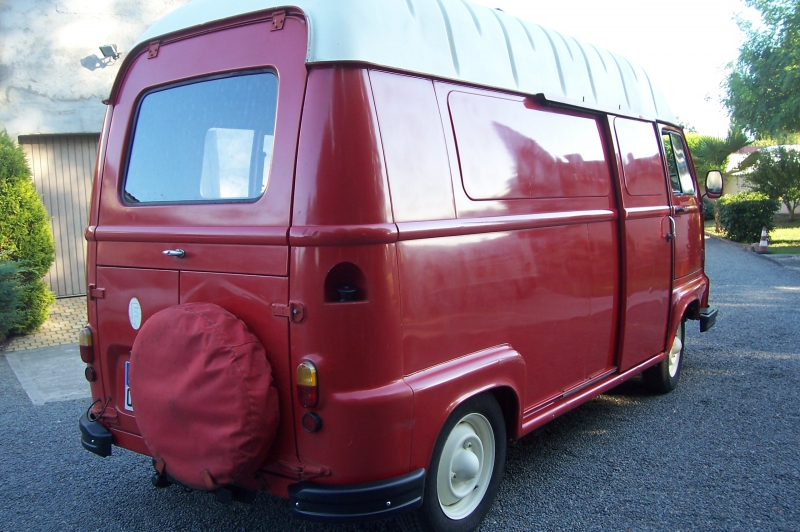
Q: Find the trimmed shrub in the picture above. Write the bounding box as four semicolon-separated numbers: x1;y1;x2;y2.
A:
11;270;55;335
0;130;56;334
716;191;780;243
702;198;716;218
0;260;22;342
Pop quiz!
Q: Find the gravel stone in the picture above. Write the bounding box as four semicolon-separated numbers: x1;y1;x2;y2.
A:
1;237;797;531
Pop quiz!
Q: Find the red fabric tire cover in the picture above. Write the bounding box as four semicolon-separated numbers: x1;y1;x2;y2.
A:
130;302;279;490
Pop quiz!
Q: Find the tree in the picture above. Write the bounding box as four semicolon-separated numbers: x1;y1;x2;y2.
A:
0;130;55;334
743;147;800;221
724;0;800;137
686;129;752;185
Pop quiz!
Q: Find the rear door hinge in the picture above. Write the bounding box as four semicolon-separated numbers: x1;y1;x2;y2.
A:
89;285;105;299
147;41;160;59
272;302;306;323
271;11;286;31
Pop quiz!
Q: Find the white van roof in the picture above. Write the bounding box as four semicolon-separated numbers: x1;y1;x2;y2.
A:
135;0;675;123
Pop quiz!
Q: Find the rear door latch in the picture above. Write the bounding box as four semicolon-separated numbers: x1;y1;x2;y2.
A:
272;302;306;323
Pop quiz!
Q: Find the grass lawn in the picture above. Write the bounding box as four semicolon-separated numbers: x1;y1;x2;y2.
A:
705;213;800;254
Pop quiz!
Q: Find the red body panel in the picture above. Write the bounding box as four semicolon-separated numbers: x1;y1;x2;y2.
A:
289;67;411;484
95;266;179;433
84;9;712;503
420;82;619;411
612;117;672;372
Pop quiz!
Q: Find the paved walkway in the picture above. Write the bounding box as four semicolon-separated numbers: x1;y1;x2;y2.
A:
3;344;90;405
1;296;86;352
1;296;90;406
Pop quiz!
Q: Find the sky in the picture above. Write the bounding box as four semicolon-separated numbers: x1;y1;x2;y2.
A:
469;0;759;137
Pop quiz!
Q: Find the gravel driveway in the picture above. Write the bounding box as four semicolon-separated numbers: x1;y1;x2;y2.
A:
1;236;798;531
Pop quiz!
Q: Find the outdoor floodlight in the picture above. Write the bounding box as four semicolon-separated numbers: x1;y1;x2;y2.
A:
99;44;120;60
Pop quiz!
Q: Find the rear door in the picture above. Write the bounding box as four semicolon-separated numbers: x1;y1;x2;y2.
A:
90;14;307;466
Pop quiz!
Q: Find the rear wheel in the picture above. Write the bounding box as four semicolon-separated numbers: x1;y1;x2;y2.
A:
643;318;685;393
400;393;506;532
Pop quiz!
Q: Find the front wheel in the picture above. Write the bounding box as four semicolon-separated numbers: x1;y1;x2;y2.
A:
400;393;507;532
643;318;685;393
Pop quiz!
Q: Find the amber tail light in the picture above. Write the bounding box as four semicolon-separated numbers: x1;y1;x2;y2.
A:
296;360;319;408
79;326;94;363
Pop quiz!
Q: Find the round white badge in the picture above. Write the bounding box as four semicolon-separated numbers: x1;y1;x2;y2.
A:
128;298;142;330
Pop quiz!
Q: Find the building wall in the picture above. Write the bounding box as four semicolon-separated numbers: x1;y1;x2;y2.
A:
0;0;190;138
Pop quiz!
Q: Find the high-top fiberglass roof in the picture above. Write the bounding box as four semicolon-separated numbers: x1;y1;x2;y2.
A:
135;0;675;123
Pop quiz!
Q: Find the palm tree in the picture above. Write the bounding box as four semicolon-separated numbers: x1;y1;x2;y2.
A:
688;128;752;186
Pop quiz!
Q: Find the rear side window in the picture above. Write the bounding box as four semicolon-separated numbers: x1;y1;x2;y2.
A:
449;92;609;200
124;72;278;204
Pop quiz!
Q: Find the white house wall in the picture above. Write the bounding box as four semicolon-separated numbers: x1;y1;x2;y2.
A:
0;0;190;138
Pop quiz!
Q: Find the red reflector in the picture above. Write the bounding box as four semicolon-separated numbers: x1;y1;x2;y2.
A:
79;345;94;364
297;384;318;409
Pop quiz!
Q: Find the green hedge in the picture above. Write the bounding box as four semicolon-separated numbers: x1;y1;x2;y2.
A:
716;191;780;243
0;260;21;342
0;130;56;335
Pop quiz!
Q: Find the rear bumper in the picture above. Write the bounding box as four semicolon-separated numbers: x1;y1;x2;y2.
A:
288;468;425;523
700;307;718;332
79;413;112;457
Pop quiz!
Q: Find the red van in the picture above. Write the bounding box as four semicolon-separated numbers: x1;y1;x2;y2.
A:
78;2;720;531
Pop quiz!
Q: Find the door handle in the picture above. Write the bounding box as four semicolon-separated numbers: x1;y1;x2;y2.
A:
664;216;676;241
674;207;687;214
162;249;185;258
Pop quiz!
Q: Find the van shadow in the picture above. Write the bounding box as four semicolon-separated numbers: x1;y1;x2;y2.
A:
501;374;662;471
113;378;662;532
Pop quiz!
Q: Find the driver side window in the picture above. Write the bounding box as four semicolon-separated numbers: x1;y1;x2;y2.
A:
661;131;695;195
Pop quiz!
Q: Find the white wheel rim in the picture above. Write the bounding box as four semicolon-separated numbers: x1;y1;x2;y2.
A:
436;413;495;520
668;334;683;378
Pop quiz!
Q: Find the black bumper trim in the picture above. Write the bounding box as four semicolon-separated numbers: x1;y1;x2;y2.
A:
79;413;112;457
288;468;425;523
700;307;718;332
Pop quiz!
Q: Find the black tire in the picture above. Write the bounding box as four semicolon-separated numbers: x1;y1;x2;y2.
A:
643;319;686;394
399;393;507;532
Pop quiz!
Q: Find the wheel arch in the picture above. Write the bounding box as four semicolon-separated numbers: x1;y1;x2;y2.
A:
403;345;525;472
489;385;520;441
670;272;707;343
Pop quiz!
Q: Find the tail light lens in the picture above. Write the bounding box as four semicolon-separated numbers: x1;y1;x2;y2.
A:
78;326;94;363
296;360;319;408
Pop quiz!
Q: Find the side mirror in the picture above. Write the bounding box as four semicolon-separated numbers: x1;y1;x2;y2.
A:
705;170;724;199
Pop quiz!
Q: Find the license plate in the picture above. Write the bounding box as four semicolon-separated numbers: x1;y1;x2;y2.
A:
124;361;133;411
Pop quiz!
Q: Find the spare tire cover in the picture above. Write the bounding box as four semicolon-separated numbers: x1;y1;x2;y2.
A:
130;302;279;490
